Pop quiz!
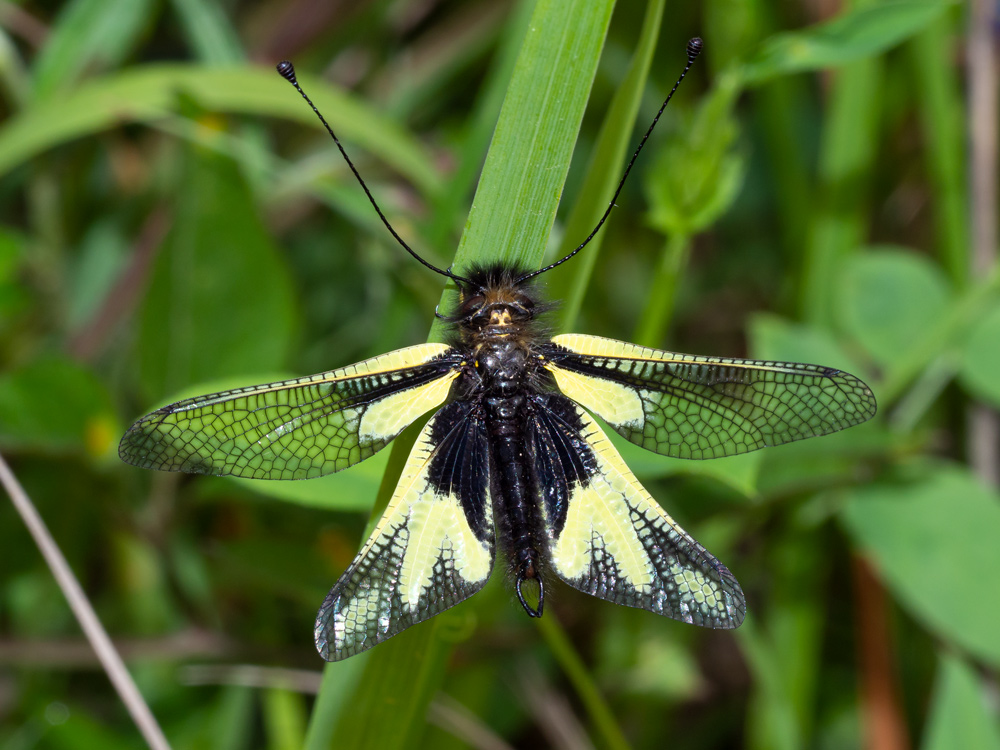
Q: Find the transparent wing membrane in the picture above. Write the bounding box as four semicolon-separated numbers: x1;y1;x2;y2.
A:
545;334;876;460
120;344;461;480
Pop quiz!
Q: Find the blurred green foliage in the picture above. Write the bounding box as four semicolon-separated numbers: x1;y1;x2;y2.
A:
1;1;998;749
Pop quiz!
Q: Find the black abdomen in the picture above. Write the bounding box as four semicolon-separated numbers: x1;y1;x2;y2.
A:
486;394;545;616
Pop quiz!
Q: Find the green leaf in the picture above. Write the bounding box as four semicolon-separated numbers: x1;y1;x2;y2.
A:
136;150;297;400
836;247;953;367
233;453;387;512
959;299;1000;407
611;429;761;498
67;218;129;330
0;65;441;196
31;0;155;99
616;631;703;700
922;651;1000;750
644;75;745;237
44;707;138;750
748;313;882;494
168;0;245;65
749;313;869;375
0;356;118;456
841;464;1000;667
742;0;955;84
877;266;1000;405
633;74;746;345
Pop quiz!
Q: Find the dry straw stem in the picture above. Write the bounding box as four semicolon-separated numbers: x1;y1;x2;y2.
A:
967;0;999;486
0;452;172;750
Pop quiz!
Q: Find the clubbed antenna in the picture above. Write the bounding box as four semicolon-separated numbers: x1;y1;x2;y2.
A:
275;61;471;285
515;38;704;283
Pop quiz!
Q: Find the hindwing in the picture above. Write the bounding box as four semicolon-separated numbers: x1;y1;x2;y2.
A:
315;400;494;661
119;344;462;480
528;393;745;629
544;333;876;460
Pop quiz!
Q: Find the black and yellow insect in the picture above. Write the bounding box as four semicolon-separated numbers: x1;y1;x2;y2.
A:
120;41;876;661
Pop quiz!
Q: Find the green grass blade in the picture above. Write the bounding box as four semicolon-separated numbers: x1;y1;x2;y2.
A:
262;687;307;750
308;1;617;748
752;75;813;270
536;614;631;750
741;0;954;84
168;0;246;64
301;654;370;749
0;65;441;196
449;0;616;275
632;231;690;346
908;19;968;285
31;0;155;99
798;49;883;327
424;0;535;251
878;265;1000;405
549;0;665;331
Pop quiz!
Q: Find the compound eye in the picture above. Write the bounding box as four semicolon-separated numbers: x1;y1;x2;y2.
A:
466;302;492;328
509;294;535;319
460;294;486;318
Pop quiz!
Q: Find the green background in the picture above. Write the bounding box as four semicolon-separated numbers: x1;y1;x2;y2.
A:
1;0;998;748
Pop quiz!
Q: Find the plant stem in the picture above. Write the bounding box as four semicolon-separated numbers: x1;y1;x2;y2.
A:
633;231;690;347
908;22;968;286
0;453;172;750
536;614;631;750
799;28;883;328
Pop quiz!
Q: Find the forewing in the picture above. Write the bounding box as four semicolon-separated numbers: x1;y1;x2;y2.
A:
544;333;876;460
529;393;744;629
120;344;462;480
315;401;494;660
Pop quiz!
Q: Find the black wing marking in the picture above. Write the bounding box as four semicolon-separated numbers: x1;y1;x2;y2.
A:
529;393;745;629
544;334;876;460
119;344;463;480
315;400;494;660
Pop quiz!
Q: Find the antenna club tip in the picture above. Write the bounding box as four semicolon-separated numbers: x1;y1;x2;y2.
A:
276;60;296;83
686;37;703;61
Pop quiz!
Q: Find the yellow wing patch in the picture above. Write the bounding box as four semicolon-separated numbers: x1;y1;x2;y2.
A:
551;460;654;588
539;401;745;629
545;365;644;428
358;373;457;442
315;402;493;660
